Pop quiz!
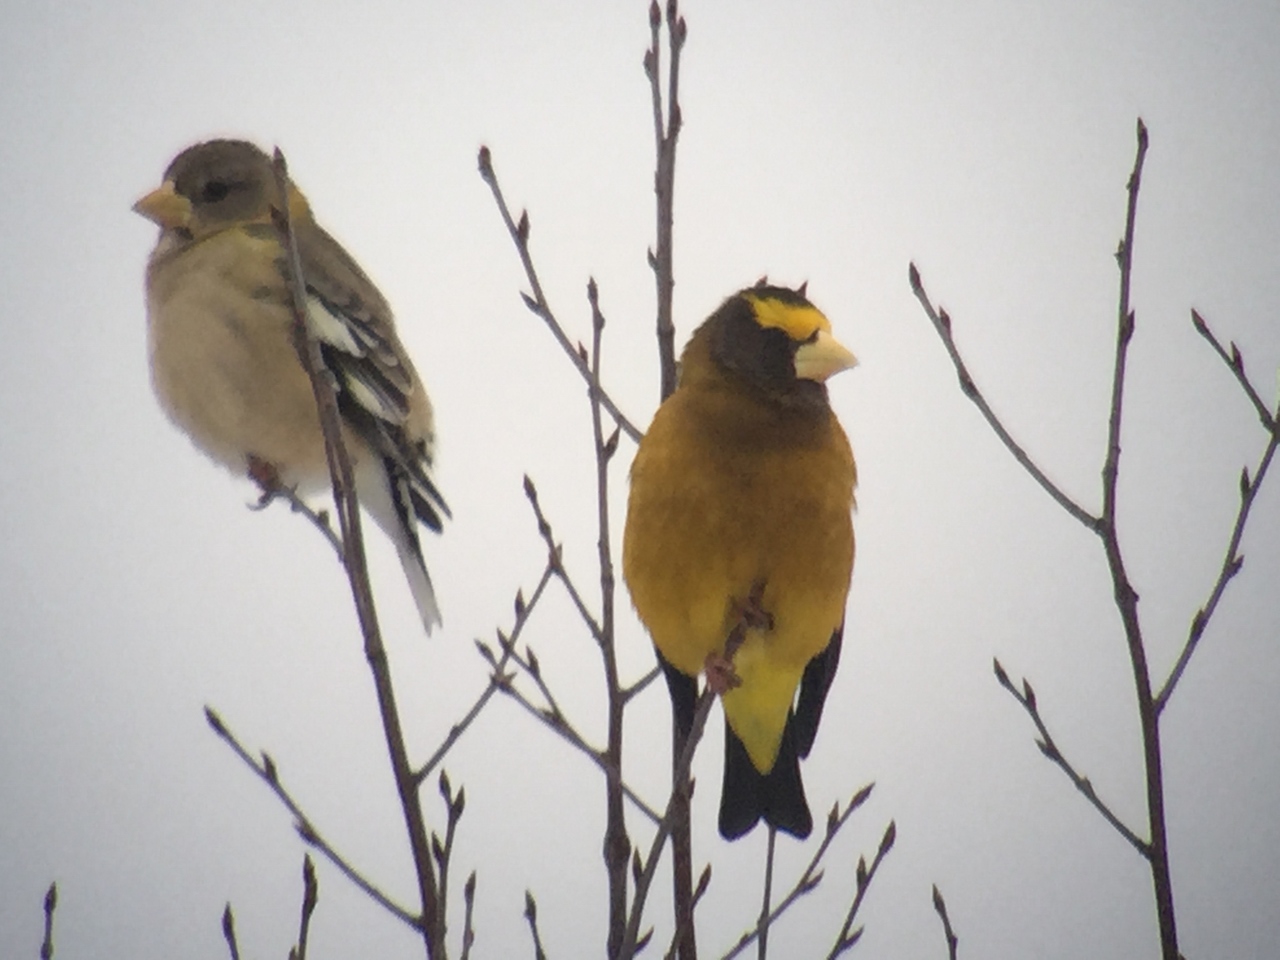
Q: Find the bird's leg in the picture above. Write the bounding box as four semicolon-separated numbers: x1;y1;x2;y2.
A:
706;579;773;695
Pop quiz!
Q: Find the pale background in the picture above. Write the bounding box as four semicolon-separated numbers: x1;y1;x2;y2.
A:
2;1;1278;957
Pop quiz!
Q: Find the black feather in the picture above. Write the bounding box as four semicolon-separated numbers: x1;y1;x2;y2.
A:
719;717;812;840
794;624;844;757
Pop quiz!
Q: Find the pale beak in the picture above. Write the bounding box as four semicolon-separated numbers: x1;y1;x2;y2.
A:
132;180;192;229
794;330;858;382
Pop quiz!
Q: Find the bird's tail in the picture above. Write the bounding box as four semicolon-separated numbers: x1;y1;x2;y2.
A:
719;717;812;840
358;458;443;634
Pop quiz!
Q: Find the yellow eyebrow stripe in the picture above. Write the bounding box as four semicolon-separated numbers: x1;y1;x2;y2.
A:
743;294;832;342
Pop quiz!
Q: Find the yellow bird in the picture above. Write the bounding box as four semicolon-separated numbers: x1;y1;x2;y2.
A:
134;140;448;631
623;283;857;838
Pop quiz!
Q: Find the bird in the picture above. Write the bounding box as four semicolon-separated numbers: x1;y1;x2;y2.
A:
134;139;448;632
622;282;857;839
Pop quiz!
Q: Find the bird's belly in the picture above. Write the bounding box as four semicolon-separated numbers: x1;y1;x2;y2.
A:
628;465;852;678
147;246;329;484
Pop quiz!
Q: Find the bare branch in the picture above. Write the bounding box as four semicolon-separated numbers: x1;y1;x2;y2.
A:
825;820;897;958
931;885;959;960
248;483;344;558
908;263;1099;533
477;146;641;443
523;475;605;644
270;149;442;956
221;904;241;960
622;585;762;958
722;784;876;960
496;678;662;825
414;560;556;785
524;891;550;960
40;882;56;960
1190;309;1278;433
1158;317;1280;710
623;666;663;704
993;659;1148;856
294;855;318;960
756;828;777;960
205;706;419;930
460;873;478;960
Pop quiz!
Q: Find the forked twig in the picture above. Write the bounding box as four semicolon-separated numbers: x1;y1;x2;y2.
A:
722;785;876;960
1156;311;1280;712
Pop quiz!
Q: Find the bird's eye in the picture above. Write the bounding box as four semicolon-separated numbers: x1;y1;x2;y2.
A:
200;179;231;203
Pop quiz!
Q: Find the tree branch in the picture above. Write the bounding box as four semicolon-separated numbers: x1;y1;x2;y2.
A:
721;784;876;960
908;262;1099;533
992;660;1148;856
1157;316;1280;711
477;146;642;443
205;706;420;930
271;149;442;956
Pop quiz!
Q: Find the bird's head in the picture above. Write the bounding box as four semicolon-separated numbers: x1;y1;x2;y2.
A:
683;283;857;408
133;139;310;243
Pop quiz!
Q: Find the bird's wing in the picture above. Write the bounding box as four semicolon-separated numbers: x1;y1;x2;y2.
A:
793;622;843;758
294;222;449;528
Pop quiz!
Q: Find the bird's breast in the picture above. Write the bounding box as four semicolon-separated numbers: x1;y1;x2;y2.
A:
146;230;332;484
624;388;855;678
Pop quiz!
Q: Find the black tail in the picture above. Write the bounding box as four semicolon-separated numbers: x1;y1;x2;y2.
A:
719;716;812;840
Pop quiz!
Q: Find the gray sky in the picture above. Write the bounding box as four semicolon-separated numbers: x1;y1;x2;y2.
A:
2;1;1278;957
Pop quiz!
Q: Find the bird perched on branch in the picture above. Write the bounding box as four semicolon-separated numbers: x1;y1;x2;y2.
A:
135;139;448;631
623;283;857;839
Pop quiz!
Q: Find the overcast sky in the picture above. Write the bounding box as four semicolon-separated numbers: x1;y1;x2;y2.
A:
2;1;1278;957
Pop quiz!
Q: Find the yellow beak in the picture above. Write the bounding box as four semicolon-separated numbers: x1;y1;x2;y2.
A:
132;180;192;230
794;330;858;382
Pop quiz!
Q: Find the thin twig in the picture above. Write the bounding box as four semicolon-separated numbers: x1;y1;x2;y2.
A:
644;6;692;952
992;659;1148;855
757;828;777;960
621;587;761;959
249;484;343;558
415;561;556;785
1094;120;1179;960
221;904;241;960
1190;309;1278;433
433;772;467;943
644;0;687;402
459;873;477;960
588;280;632;960
40;882;56;960
721;784;875;960
622;666;663;704
664;865;711;960
1157;314;1280;711
524;891;549;960
497;679;662;825
931;885;959;960
908;263;1099;533
476;146;641;443
825;820;897;959
523;476;605;644
271;149;442;957
295;855;318;960
205;706;419;929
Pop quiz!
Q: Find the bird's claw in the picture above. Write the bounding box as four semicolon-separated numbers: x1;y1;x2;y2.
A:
704;652;743;694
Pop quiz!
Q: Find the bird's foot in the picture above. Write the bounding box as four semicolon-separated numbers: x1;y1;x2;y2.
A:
704;652;743;695
247;455;284;509
730;580;774;633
